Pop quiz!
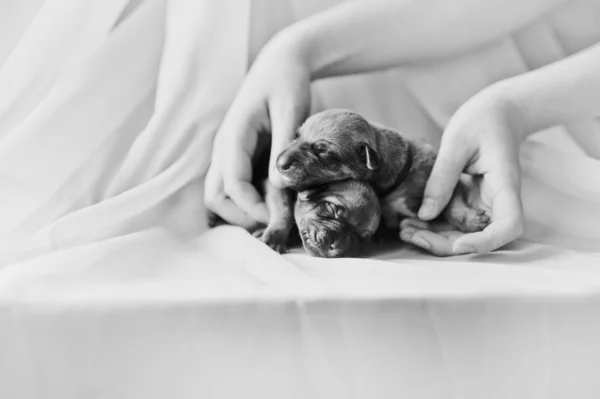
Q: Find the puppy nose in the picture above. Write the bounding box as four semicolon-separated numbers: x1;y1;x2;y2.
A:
317;230;332;248
277;151;297;172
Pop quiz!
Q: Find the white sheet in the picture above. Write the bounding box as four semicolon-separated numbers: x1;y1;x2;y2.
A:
1;1;600;398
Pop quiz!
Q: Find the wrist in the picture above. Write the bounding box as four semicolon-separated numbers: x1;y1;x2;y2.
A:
258;24;315;79
265;17;347;82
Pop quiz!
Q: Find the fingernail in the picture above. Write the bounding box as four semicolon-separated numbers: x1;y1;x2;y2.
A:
453;242;475;254
410;236;430;250
418;199;437;220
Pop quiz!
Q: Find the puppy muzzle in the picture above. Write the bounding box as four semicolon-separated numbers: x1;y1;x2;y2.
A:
276;149;301;173
301;224;355;258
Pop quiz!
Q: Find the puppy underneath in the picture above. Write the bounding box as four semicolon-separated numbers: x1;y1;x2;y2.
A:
276;109;490;235
207;134;381;258
253;179;381;258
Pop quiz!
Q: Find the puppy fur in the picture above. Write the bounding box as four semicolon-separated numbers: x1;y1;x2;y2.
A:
253;179;381;257
276;109;490;233
206;132;382;258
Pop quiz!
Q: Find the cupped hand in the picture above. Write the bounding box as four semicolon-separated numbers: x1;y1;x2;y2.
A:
403;84;526;256
204;34;311;229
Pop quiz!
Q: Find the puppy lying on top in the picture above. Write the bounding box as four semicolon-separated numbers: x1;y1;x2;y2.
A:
275;109;491;238
207;136;382;258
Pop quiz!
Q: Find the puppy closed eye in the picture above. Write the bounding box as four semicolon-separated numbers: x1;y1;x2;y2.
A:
325;203;347;219
313;143;338;160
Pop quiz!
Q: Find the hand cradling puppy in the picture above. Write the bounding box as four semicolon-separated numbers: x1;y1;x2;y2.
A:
208;109;491;258
275;109;491;247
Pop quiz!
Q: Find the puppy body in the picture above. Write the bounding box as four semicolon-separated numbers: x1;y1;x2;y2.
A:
295;180;381;257
368;122;488;232
276;109;489;234
208;133;381;258
252;180;381;257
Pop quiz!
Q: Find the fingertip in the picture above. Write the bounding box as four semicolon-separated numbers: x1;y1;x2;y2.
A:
422;140;470;219
409;235;431;251
399;227;417;242
418;198;439;221
268;167;287;189
420;173;460;221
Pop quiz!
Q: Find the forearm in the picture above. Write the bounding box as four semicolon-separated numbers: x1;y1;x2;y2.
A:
273;0;567;79
498;43;600;139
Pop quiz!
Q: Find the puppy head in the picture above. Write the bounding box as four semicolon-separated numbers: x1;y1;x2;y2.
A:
276;109;380;190
294;180;381;258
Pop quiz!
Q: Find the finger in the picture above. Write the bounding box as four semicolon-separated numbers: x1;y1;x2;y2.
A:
399;218;430;231
219;145;269;224
224;179;269;225
425;219;457;233
400;220;465;256
216;198;263;230
400;228;461;257
453;178;523;254
419;134;472;221
268;94;310;188
204;172;261;230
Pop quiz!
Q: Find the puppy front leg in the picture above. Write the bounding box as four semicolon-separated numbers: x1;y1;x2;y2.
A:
252;180;295;253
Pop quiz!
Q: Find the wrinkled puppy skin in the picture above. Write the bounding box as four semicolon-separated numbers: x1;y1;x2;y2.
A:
209;178;381;258
206;132;382;258
276;110;381;189
276;109;490;234
294;180;381;258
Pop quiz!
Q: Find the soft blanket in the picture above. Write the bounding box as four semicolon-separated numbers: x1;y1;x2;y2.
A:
1;1;600;398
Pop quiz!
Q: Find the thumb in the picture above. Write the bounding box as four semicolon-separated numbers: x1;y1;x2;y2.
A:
419;137;471;221
267;92;310;188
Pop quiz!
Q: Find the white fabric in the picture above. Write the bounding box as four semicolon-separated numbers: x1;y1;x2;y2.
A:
1;1;600;398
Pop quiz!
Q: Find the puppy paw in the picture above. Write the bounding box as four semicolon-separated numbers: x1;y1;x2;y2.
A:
252;227;289;254
461;208;491;233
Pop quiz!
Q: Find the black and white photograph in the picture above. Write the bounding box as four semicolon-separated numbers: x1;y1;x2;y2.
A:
1;0;600;398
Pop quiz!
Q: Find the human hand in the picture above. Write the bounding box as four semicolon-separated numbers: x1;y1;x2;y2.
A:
402;85;525;256
204;33;311;229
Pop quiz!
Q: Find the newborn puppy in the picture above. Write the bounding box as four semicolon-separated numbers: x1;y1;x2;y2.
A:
253;179;381;257
276;109;490;233
207;134;381;258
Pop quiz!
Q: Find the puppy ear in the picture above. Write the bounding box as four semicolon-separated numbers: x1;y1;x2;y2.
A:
362;144;381;170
